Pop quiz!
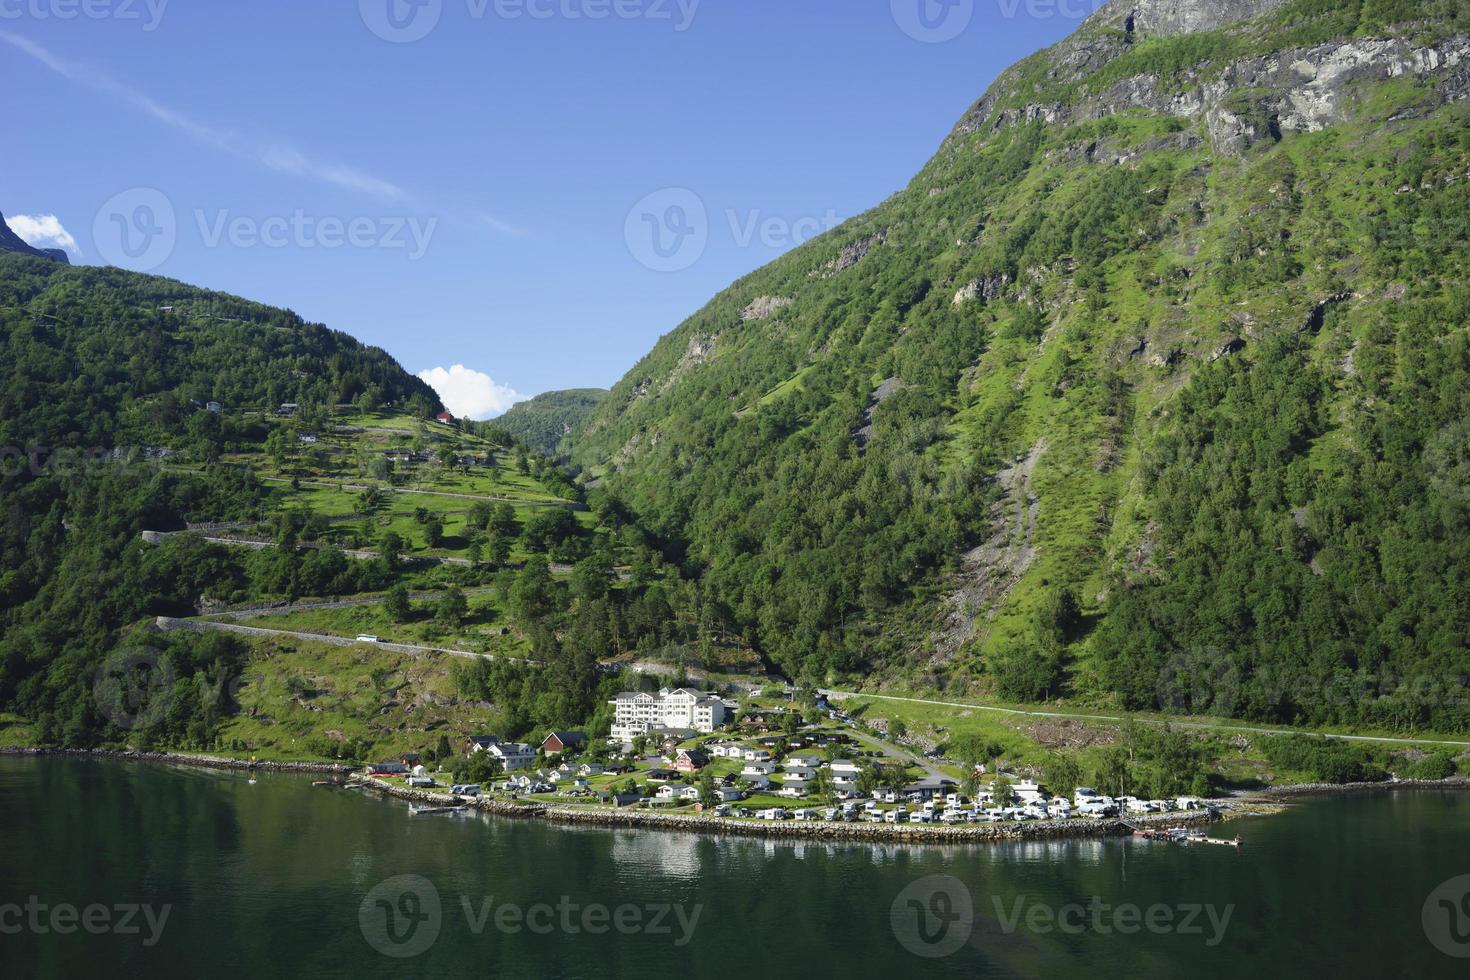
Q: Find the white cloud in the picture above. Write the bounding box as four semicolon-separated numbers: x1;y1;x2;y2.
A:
417;365;527;420
6;214;81;255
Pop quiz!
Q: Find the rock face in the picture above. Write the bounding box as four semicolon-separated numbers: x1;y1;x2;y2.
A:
950;0;1470;158
1111;0;1290;39
953;273;1013;307
741;295;792;322
0;211;69;264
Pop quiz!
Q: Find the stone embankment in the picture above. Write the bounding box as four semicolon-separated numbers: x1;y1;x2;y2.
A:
346;774;1223;845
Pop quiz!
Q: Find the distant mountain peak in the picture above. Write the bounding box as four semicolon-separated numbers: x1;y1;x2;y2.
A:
0;210;71;264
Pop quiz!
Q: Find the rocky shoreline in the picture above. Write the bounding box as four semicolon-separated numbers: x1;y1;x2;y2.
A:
9;747;1466;845
0;746;354;775
344;772;1226;844
1246;775;1470;800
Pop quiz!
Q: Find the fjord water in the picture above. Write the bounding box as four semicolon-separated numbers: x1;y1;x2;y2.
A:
1;758;1465;979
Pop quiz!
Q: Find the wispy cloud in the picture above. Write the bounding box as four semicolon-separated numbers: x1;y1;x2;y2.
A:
0;30;404;200
6;213;81;255
476;211;528;238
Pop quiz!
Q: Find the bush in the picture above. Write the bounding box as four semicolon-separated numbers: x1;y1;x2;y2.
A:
1401;753;1456;780
1262;736;1385;784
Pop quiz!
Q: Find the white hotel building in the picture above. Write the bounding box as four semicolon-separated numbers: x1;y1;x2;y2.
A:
610;688;728;741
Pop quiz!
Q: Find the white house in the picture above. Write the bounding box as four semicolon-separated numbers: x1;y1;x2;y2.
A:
780;780;809;799
743;747;774;762
743;760;777;777
487;742;536;771
610;688;728;741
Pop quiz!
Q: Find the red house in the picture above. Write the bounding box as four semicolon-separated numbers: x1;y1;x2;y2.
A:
541;731;588;755
436;411;455;423
675;750;710;773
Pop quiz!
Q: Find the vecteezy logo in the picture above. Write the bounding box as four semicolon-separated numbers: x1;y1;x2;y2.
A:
890;874;974;959
92;647;176;731
359;875;442;958
891;0;973;43
1424;875;1470;958
360;0;442;43
625;188;708;272
93;188;176;272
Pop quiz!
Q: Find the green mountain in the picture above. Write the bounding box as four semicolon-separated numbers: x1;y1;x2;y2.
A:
491;388;609;454
569;0;1470;730
0;252;448;743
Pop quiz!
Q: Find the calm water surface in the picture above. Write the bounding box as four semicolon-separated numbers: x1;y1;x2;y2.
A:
1;757;1467;978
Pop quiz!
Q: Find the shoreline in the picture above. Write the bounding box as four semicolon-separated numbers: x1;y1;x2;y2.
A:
1242;775;1470;799
342;772;1229;844
7;747;1466;845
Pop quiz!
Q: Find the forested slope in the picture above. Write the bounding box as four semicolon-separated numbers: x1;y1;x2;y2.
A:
569;0;1470;731
0;253;445;743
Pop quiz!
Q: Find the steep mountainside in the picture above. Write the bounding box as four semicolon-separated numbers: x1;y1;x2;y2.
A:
0;212;69;264
571;0;1470;730
492;388;609;454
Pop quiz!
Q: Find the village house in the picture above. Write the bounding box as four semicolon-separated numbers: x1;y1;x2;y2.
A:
367;761;409;776
436;411;456;424
297;432;319;445
742;759;777;778
675;750;710;773
277;403;298;416
487;742;536;771
742;747;774;763
205;401;221;414
465;735;500;754
542;731;587;755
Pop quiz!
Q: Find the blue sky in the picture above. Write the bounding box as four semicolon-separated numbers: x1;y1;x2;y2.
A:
1;0;1094;416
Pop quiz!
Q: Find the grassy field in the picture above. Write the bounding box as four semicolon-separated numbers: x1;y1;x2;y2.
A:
212;635;492;762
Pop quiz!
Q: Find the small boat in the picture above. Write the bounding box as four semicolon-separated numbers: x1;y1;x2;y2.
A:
408;805;462;816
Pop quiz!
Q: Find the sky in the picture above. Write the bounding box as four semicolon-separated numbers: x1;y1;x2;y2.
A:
0;0;1096;417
